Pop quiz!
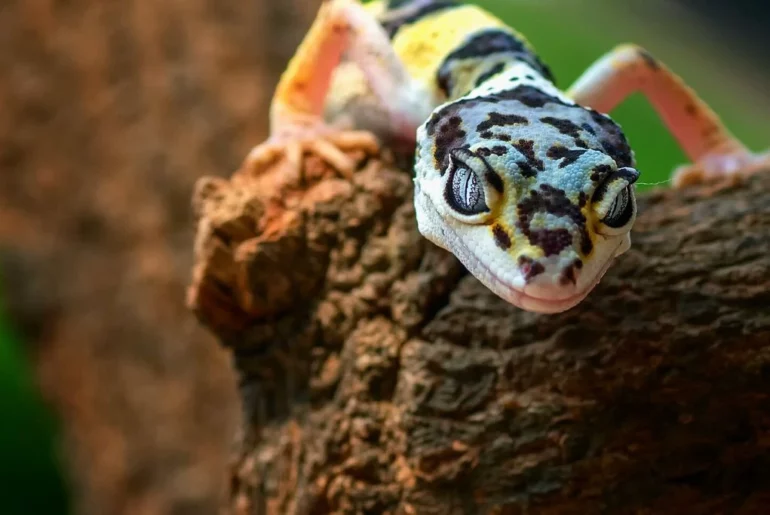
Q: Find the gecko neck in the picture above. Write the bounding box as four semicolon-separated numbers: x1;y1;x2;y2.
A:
443;60;554;103
436;36;556;102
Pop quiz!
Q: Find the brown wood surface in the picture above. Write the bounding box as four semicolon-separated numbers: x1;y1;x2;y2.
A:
190;148;770;514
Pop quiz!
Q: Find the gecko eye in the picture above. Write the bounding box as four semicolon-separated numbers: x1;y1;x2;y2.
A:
444;151;491;217
594;166;639;234
448;162;487;214
602;186;634;228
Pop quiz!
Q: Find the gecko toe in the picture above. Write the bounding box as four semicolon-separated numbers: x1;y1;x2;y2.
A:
327;130;381;154
672;150;770;189
242;129;380;180
309;139;356;178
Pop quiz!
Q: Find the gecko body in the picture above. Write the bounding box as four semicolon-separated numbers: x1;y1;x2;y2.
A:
246;0;769;313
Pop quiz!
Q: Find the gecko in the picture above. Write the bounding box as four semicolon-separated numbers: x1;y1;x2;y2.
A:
244;0;769;313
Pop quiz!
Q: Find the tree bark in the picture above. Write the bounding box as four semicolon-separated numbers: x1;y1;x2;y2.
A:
189;148;770;514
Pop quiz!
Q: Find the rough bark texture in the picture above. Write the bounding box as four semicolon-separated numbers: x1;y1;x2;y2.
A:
190;149;770;514
0;0;319;513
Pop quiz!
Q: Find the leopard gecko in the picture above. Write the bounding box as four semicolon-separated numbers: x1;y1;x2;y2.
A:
245;0;769;313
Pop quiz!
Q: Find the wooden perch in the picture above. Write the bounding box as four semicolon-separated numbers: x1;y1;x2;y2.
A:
188;144;770;514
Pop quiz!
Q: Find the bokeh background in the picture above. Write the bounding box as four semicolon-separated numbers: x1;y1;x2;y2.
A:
0;0;767;513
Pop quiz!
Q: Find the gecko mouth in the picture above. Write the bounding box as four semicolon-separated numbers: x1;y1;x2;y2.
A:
451;234;617;314
483;251;617;313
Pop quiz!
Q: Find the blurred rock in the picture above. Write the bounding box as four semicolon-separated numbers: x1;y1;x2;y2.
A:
0;0;321;513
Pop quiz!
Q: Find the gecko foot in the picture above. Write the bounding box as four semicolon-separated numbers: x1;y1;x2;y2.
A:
672;148;770;188
243;122;380;180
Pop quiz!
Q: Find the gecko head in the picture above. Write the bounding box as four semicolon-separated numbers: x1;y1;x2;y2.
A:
412;85;639;313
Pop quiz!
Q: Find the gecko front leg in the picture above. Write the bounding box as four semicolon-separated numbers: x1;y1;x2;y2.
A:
567;44;770;188
245;0;428;179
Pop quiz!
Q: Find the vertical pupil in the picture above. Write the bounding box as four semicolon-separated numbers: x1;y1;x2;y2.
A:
455;167;478;209
616;188;628;215
603;186;633;228
446;156;488;215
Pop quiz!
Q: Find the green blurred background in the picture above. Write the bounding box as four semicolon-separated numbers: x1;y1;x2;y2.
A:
0;0;767;513
0;276;70;514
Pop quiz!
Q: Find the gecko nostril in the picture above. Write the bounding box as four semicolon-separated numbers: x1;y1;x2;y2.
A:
518;256;545;283
558;259;584;286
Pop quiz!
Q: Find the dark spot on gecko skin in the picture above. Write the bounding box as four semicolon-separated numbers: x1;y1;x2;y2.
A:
427;86;634;176
518;256;545;282
578;191;588;207
684;103;698;116
590;164;614;183
517;162;539;178
581;230;593;255
381;0;457;38
637;48;660;70
435;29;556;96
532;229;573;257
524;74;535;80
426;108;450;136
430;114;467;170
589;110;634;167
480;131;513;142
475;62;507;88
517;184;593;256
435;72;452;100
485;169;504;193
474;151;505;193
510;139;544;178
476;146;507;157
546;146;588;168
702;124;719;136
331;21;348;35
559;263;577;286
442;28;528;59
493;225;512;249
540;117;583;139
540;118;592;150
494;85;571;108
427;86;569;136
559;258;584;286
477;112;529;132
